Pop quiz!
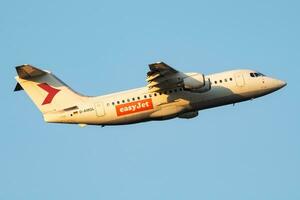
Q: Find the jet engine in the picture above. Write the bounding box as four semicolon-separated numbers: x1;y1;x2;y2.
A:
178;111;199;119
182;73;211;93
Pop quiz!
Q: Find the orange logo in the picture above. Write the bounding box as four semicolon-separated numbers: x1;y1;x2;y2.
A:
116;99;153;116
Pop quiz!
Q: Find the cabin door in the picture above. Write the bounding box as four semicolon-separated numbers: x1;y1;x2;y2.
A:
95;102;105;117
235;73;245;87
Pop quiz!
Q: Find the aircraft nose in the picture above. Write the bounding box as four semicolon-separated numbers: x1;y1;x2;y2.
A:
272;79;287;90
276;80;287;89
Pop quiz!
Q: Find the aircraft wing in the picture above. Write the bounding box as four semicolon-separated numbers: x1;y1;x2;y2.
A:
146;62;184;92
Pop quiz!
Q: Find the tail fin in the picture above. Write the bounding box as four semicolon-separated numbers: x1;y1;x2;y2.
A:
14;64;87;114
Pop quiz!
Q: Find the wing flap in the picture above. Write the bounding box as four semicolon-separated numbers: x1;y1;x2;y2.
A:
146;62;183;92
147;62;178;80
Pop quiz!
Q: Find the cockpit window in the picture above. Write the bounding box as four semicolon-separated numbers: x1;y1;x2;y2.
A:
255;72;265;77
250;72;265;77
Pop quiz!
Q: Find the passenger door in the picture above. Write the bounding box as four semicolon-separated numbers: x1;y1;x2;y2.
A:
95;102;105;117
235;73;245;87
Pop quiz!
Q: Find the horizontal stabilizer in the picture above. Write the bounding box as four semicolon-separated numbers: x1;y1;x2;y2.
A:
14;82;23;92
16;64;48;79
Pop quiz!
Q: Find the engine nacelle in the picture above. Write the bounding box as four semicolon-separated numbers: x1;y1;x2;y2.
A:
190;77;211;93
178;111;199;119
183;73;211;93
183;73;205;90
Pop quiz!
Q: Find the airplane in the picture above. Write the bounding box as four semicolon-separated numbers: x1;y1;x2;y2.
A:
14;62;286;127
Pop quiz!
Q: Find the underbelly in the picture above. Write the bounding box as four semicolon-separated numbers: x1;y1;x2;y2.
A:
192;94;246;110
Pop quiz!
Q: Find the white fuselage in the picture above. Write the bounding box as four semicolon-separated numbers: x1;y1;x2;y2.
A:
44;69;286;126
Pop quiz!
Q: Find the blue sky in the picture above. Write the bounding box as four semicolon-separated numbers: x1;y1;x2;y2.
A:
1;0;299;199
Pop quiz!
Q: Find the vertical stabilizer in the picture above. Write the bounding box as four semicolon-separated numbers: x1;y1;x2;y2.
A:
14;64;87;114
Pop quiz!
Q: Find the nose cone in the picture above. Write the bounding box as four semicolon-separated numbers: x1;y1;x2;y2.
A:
276;80;287;89
270;79;287;91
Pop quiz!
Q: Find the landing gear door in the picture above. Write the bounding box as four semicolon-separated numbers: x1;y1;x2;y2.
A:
95;102;105;117
235;73;245;87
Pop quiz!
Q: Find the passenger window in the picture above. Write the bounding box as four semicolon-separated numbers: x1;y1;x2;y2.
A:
250;73;255;77
122;100;125;103
137;97;140;100
174;89;177;92
117;101;120;104
132;98;135;101
214;81;217;84
107;103;110;106
154;93;157;96
225;79;228;82
112;102;115;105
230;78;233;81
220;80;222;83
169;90;172;93
144;95;147;98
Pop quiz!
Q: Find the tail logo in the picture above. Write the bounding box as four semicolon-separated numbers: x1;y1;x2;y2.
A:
37;83;61;105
